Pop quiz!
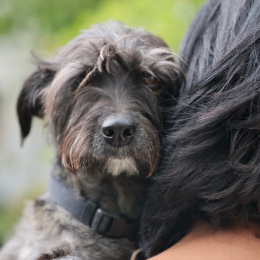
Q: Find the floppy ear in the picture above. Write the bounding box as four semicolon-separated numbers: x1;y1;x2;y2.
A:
17;63;55;143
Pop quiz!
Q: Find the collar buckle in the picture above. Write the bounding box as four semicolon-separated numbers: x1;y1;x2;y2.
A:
91;208;137;240
91;208;118;236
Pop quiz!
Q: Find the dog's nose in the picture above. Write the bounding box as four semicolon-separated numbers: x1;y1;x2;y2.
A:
101;116;136;147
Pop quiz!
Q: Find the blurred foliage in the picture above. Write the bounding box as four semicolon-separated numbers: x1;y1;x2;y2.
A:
0;183;47;247
0;206;22;247
0;184;45;248
51;0;205;51
0;0;205;246
1;0;205;51
0;0;101;34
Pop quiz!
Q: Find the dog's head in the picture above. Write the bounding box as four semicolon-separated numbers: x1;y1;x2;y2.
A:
17;21;183;178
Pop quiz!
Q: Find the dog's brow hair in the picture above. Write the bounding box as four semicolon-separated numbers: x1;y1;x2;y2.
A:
115;34;146;45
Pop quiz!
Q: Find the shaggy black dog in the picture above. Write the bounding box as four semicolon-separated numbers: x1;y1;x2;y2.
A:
0;22;183;260
141;0;260;257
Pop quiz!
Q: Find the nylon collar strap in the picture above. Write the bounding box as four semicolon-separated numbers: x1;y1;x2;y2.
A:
49;173;137;240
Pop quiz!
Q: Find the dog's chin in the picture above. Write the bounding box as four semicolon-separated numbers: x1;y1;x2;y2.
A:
68;152;151;178
104;157;139;177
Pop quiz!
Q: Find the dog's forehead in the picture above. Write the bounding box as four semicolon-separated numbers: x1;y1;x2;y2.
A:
56;21;169;69
47;22;178;103
57;44;174;79
59;40;153;70
55;46;168;86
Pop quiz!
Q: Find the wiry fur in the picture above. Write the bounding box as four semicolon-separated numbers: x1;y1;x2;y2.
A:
105;158;138;177
0;21;182;260
141;0;260;257
36;248;80;260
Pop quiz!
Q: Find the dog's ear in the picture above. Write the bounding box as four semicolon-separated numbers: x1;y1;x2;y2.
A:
17;63;55;143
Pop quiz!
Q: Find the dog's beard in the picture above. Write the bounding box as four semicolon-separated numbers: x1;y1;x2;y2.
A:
60;122;159;178
61;143;156;178
104;157;138;177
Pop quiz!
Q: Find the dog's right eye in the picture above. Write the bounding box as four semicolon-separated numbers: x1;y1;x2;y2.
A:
82;81;93;87
71;75;94;90
72;77;84;90
145;76;160;86
72;80;94;90
72;79;94;92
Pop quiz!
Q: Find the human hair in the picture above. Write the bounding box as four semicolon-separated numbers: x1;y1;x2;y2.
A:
141;0;260;257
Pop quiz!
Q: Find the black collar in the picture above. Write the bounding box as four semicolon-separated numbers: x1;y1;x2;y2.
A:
48;173;138;240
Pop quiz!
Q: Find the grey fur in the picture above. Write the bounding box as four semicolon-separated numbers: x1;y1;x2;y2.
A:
0;21;182;260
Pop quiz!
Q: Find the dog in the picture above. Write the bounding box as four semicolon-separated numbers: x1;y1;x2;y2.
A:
0;21;183;260
140;0;260;258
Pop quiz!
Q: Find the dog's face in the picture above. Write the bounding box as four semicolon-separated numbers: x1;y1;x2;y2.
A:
17;22;182;178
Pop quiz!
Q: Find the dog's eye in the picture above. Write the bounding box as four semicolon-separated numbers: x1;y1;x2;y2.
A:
72;78;93;90
72;77;84;89
145;76;160;87
83;81;93;87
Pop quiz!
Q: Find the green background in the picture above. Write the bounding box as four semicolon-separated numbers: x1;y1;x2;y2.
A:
1;0;205;51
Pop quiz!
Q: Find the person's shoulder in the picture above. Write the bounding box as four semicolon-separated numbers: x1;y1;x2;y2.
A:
149;222;260;260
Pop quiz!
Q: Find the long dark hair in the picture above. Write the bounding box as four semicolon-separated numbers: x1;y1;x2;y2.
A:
141;0;260;257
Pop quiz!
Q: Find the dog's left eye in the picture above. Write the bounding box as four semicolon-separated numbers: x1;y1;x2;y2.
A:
81;81;93;87
72;77;84;89
72;78;93;90
145;76;160;86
